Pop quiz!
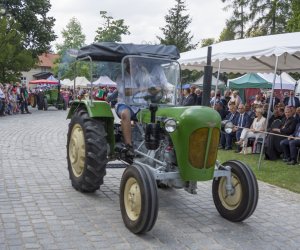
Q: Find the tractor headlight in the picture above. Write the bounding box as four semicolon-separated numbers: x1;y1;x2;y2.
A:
164;119;177;133
221;120;234;134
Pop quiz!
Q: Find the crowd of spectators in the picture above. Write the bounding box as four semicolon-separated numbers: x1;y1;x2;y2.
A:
0;82;32;116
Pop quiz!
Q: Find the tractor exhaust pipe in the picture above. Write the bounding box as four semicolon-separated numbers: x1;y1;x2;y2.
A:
201;46;213;107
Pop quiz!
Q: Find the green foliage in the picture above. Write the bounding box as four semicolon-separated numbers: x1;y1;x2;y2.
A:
201;38;215;47
221;0;249;39
247;0;292;36
218;19;236;42
54;17;87;80
181;69;203;84
157;0;197;52
287;0;300;32
94;11;130;42
0;17;35;82
4;0;56;57
56;17;86;55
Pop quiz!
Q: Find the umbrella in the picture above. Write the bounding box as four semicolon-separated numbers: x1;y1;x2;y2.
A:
29;79;58;84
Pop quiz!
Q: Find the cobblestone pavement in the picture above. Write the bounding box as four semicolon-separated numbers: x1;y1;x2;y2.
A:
1;107;300;250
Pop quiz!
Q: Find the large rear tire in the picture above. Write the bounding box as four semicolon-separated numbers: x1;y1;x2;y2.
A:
212;160;258;222
120;164;158;234
43;98;48;111
67;108;108;192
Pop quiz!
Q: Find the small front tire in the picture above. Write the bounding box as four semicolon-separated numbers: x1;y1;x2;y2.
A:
212;160;258;222
120;164;158;234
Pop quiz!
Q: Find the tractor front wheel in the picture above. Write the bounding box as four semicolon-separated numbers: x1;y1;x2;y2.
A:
120;164;158;234
43;98;48;111
67;108;108;192
212;160;258;222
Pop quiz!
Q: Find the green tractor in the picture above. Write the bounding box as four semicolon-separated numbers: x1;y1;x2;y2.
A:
38;85;68;111
66;43;258;234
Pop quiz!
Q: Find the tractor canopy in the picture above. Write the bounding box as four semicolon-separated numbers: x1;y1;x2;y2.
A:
77;42;180;62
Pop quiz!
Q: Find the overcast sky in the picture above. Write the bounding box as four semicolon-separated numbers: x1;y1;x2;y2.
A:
49;0;231;50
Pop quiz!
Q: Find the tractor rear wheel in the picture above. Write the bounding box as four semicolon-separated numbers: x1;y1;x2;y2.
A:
212;160;258;222
43;98;48;111
67;108;108;192
120;164;158;234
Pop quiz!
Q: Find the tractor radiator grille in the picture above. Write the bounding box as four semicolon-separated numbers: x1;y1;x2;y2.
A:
189;127;220;169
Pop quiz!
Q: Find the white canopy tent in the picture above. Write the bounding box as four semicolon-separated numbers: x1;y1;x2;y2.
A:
61;78;72;87
179;32;300;168
258;72;297;90
71;76;90;87
180;32;300;73
193;75;225;89
92;76;117;87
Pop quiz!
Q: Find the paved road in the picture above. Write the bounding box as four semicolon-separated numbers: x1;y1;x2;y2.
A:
1;107;300;250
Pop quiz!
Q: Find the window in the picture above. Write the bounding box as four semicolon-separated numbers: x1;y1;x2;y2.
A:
21;76;26;85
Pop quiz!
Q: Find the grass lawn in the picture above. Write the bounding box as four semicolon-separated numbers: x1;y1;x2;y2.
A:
217;150;300;194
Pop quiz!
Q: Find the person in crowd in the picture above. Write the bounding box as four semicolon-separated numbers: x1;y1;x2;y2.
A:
219;104;239;150
262;103;272;118
264;106;297;160
280;122;300;165
296;107;300;117
234;104;251;152
214;101;227;120
195;88;202;105
228;90;242;109
223;90;231;108
245;103;256;124
235;108;266;153
283;91;300;108
190;85;197;105
20;83;31;114
0;83;6;116
182;87;196;106
266;92;280;111
267;106;284;129
253;94;262;106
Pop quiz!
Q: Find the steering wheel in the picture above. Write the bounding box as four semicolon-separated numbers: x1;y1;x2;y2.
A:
132;87;165;104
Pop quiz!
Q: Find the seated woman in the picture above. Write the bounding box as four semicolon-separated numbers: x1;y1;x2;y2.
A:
235;108;266;151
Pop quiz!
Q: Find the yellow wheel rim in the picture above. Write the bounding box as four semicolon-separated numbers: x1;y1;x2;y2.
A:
124;177;141;221
218;174;242;210
69;124;86;177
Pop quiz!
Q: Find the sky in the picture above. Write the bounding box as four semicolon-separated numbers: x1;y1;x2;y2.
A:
49;0;231;50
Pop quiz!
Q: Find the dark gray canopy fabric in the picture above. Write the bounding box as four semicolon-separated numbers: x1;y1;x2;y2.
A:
77;42;180;61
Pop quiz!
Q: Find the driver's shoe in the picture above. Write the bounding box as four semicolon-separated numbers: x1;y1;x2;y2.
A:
120;144;134;164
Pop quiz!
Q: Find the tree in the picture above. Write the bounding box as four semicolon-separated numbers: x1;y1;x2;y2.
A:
218;19;236;42
54;18;87;80
221;0;249;39
247;0;292;36
287;0;300;32
3;0;56;57
94;11;130;42
56;17;86;55
201;38;215;47
157;0;197;52
0;17;35;82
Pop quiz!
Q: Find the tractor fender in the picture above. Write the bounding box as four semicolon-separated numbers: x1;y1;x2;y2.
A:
67;100;115;155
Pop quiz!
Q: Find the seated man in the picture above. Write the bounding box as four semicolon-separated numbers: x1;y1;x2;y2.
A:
280;123;300;165
115;58;167;163
220;104;239;150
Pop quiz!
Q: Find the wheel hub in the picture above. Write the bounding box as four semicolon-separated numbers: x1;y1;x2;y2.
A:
124;177;141;221
219;174;242;210
69;124;85;177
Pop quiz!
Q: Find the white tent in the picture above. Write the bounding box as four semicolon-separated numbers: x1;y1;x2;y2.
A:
179;32;300;73
92;76;117;87
71;76;90;87
193;75;225;89
61;78;72;87
258;72;297;90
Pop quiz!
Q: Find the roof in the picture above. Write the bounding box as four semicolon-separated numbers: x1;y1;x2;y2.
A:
77;42;180;62
179;32;300;73
38;53;59;68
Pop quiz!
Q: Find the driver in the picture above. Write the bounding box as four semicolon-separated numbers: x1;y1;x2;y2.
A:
115;58;167;163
